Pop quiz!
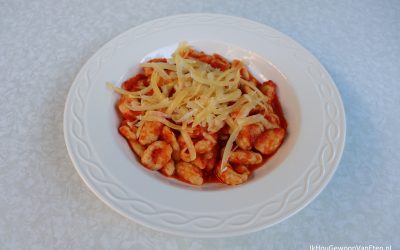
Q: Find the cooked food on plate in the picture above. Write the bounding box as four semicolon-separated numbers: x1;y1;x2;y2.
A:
108;42;287;185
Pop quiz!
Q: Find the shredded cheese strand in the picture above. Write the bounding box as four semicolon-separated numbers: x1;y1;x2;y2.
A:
140;62;176;71
149;71;165;100
110;42;281;174
181;122;196;161
128;99;170;111
220;126;241;171
140;115;188;131
106;82;151;97
166;89;188;115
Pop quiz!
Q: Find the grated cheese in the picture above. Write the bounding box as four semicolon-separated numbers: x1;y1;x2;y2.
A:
109;42;275;172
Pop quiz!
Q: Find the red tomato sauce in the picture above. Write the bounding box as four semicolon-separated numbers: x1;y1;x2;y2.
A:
117;55;287;186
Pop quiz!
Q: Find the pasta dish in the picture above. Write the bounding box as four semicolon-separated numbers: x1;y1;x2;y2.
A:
108;43;287;185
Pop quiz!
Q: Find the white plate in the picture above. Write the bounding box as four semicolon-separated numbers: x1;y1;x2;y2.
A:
64;13;346;238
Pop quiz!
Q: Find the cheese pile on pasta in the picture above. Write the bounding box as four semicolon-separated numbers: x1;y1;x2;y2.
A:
109;42;287;185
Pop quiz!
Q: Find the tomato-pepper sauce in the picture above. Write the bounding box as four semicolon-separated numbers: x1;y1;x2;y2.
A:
116;52;287;186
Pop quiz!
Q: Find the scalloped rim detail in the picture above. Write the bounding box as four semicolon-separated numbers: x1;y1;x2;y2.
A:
64;13;346;238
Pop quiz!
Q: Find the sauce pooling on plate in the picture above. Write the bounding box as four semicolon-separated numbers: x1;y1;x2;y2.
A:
109;42;287;186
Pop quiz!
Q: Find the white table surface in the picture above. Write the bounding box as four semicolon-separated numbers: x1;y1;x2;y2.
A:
1;0;399;249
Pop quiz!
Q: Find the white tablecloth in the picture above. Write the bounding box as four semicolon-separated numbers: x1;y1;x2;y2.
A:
1;0;399;249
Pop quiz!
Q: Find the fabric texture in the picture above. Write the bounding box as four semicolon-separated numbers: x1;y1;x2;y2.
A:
0;0;399;249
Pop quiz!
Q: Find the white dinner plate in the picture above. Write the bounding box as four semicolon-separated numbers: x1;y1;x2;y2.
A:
64;13;346;238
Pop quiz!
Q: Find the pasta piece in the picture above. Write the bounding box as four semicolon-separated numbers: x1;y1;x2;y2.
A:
254;128;286;155
141;141;172;170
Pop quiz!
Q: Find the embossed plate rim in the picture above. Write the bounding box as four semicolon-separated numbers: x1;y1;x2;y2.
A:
64;13;346;238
